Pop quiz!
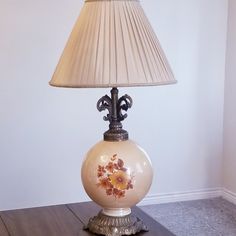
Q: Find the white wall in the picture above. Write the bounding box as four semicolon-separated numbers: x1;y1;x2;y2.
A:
223;0;236;194
0;0;228;211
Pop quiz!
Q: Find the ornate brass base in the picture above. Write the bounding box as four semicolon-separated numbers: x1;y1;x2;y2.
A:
84;211;148;236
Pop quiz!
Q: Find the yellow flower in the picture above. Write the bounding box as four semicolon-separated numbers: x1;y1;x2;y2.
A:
109;171;129;190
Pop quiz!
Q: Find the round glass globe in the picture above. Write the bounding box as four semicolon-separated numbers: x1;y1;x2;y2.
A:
81;140;153;217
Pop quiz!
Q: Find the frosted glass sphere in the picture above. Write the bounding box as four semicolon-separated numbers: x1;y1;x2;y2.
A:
81;140;153;217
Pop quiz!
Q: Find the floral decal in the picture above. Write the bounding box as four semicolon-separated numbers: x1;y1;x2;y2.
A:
96;154;134;199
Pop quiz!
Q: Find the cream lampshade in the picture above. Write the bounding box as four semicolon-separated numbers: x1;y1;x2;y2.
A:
50;0;176;88
50;0;176;235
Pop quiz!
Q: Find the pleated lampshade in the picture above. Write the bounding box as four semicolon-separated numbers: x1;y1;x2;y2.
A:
50;0;176;88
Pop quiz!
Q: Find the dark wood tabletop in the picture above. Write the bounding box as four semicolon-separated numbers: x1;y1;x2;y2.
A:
0;202;175;236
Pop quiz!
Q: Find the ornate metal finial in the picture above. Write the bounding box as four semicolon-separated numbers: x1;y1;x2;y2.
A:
97;88;133;141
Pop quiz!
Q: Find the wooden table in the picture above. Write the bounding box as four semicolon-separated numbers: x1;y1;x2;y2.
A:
0;202;175;236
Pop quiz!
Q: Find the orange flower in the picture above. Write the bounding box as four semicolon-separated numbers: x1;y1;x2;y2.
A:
109;171;129;190
97;172;104;178
97;165;106;177
97;178;112;189
113;188;126;198
98;165;106;173
106;189;113;196
106;162;115;173
117;190;125;198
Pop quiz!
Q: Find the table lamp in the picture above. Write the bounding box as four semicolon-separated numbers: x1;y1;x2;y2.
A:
50;0;176;235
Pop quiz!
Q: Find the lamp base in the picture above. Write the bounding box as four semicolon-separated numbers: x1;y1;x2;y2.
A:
84;211;148;236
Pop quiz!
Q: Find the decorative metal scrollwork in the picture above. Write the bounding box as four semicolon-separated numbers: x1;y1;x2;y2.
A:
97;95;112;122
117;95;133;122
96;87;133;141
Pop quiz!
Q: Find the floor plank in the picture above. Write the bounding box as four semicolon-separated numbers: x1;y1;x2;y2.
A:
1;205;85;236
67;202;175;236
0;216;9;236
